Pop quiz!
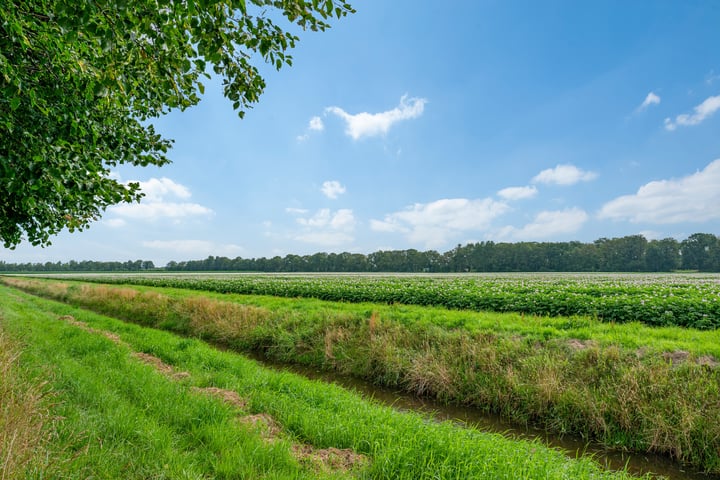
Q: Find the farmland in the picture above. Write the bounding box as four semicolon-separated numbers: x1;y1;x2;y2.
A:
2;273;720;476
62;272;720;329
0;282;646;480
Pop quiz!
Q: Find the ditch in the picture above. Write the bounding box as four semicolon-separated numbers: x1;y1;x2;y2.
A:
251;353;718;480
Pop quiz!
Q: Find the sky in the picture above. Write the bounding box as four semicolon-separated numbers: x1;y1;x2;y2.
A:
4;0;720;266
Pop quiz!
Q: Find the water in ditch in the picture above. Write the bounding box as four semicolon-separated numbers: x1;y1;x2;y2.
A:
250;355;718;480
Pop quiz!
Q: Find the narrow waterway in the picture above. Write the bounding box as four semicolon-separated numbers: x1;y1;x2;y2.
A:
250;355;717;480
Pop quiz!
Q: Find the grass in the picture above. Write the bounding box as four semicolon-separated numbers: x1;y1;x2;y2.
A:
0;284;644;479
0;320;55;479
4;277;720;472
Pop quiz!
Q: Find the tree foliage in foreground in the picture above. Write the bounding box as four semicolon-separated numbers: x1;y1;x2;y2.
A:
0;0;353;248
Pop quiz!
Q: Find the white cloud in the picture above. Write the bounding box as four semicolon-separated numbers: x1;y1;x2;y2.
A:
110;202;213;220
370;198;510;248
142;240;244;257
297;116;326;141
532;164;598;186
497;185;538;200
296;208;355;230
138;177;191;202
329;208;355;230
497;208;589;241
321;180;346;199
309;116;324;131
107;177;213;222
598;159;720;223
285;207;309;215
103;218;127;228
296;209;332;227
664;95;720;131
326;94;427;140
293;208;356;247
637;92;661;111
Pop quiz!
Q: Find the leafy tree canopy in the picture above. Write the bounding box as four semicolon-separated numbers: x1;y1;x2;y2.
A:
0;0;353;248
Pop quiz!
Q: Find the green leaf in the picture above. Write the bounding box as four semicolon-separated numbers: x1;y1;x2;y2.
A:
0;0;354;249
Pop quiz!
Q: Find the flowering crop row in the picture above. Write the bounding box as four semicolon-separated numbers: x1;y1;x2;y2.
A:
78;273;720;329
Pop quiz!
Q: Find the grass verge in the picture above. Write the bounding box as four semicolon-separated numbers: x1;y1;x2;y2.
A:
0;320;55;479
4;276;720;473
0;284;645;479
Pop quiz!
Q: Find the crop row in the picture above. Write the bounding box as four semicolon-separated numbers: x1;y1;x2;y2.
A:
73;273;720;329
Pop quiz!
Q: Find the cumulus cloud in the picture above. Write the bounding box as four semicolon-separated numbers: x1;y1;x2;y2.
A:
293;208;356;247
309;116;324;131
296;208;355;230
296;116;325;141
142;240;244;257
532;164;598;186
497;208;589;241
138;177;191;202
598;159;720;223
321;180;346;199
370;198;510;248
497;185;538;201
326;94;427;140
107;177;213;221
664;95;720;131
637;92;661;111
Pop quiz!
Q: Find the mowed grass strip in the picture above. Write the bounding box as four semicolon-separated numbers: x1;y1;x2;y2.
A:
0;290;356;480
4;277;720;472
0;285;645;480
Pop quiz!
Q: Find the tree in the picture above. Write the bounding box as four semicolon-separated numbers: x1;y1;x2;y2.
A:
1;0;353;248
594;235;647;271
681;233;720;271
645;238;680;272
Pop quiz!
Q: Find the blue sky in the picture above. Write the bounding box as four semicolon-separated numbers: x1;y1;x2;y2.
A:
4;0;720;266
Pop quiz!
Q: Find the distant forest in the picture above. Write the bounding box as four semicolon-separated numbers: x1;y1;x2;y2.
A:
2;233;720;273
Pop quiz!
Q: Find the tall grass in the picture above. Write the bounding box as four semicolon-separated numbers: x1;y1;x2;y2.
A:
0;324;53;479
0;284;644;479
4;277;720;472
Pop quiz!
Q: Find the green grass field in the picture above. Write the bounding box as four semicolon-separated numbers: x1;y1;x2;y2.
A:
0;284;646;479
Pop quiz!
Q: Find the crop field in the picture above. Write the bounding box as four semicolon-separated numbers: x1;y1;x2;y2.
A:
60;272;720;329
2;273;720;477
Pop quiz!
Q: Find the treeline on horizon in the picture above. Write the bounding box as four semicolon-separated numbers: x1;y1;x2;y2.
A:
2;233;720;273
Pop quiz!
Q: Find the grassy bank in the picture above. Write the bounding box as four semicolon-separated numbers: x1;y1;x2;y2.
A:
0;284;643;479
0;322;56;479
4;278;720;472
